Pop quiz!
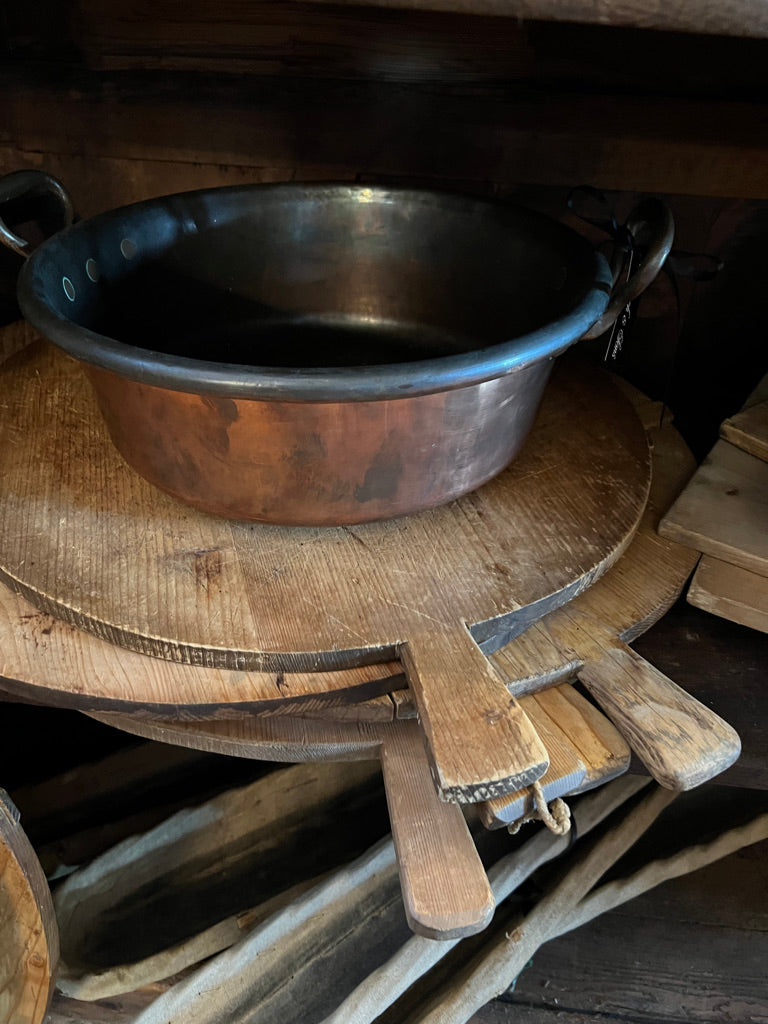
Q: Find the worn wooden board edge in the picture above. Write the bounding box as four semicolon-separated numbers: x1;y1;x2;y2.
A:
687;555;768;634
658;439;768;580
0;790;59;1024
721;400;768;462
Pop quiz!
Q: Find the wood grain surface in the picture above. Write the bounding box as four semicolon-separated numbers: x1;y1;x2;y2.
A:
0;792;58;1024
658;439;768;579
720;373;768;462
478;686;629;829
0;339;649;670
687;555;768;634
0;331;650;801
379;721;494;938
721;400;768;462
492;426;742;790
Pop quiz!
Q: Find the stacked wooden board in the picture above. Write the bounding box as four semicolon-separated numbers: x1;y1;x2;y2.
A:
0;322;742;950
660;374;768;634
0;790;58;1024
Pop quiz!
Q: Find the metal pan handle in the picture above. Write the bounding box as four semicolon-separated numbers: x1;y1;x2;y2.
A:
582;197;675;340
0;169;75;258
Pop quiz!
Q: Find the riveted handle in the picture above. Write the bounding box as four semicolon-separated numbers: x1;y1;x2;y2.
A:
0;169;75;258
583;197;675;340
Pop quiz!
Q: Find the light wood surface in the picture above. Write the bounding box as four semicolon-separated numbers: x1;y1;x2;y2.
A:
0;337;648;670
721;400;768;463
0;792;58;1024
379;721;494;938
688;555;768;634
476;701;586;831
576;633;741;790
478;686;629;830
0;332;650;801
720;374;768;462
658;439;768;579
0;579;404;718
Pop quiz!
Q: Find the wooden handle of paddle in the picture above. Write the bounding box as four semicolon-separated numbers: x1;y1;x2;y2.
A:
400;623;549;804
577;639;741;790
379;721;494;940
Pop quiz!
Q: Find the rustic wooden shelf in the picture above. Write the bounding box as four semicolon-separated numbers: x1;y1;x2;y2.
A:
295;0;768;39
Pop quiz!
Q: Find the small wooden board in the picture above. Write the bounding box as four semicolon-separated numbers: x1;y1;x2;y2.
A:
688;556;768;634
658;439;768;580
720;373;768;462
0;333;651;802
0;791;58;1024
477;686;630;829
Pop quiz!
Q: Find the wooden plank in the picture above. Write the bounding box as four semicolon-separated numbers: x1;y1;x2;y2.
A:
72;0;532;80
659;439;768;579
720;385;768;462
288;0;768;39
721;400;768;462
476;705;586;831
7;78;768;199
528;685;631;792
477;686;628;830
575;632;741;791
633;600;768;791
379;721;494;938
399;626;548;803
0;791;58;1024
688;555;768;634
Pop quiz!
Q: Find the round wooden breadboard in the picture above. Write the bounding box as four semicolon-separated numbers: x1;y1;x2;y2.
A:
0;330;651;801
0;338;649;670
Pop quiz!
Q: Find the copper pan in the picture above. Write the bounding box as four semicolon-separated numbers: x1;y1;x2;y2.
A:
0;172;673;525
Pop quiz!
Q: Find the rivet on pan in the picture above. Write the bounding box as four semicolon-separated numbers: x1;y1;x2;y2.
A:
120;238;138;260
86;258;100;282
62;277;76;301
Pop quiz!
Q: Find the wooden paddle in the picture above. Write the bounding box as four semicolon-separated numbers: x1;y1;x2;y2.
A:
0;336;651;802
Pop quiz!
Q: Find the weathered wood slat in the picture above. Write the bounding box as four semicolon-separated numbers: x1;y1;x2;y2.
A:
478;686;628;829
284;0;768;39
6;75;768;200
720;373;768;462
379;721;494;938
659;439;768;579
687;555;768;634
54;760;386;998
